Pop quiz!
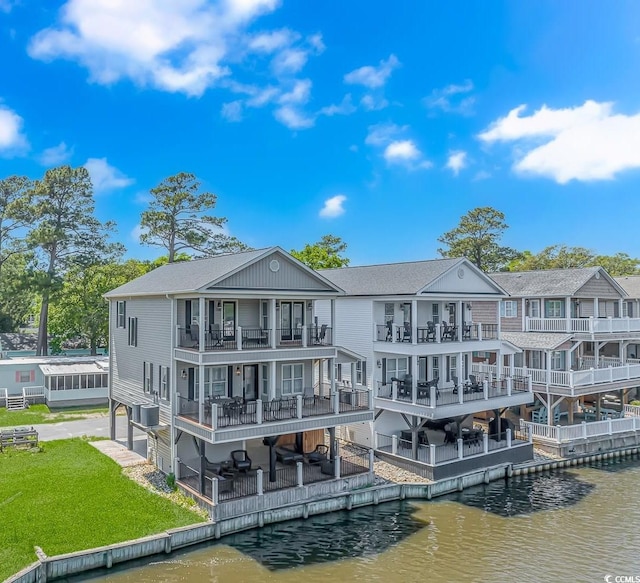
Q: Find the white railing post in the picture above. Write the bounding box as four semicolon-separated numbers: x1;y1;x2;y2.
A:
412;381;417;405
333;392;340;414
334;455;341;478
430;385;436;407
483;379;489;400
457;438;464;459
429;444;436;465
368;389;374;410
392;324;397;343
436;324;441;343
302;325;307;347
257;469;264;495
609;366;613;382
507;377;512;396
392;435;398;455
528;425;534;443
608;419;613;435
256;399;263;424
175;324;181;347
369;449;375;475
506;428;512;448
590;368;595;384
588;316;594;334
211;403;218;430
297;461;304;486
212;477;219;504
296;394;303;419
483;433;489;453
478;324;483;341
237;326;242;350
374;432;379;449
392;381;398;401
525;316;530;332
582;421;588;439
458;387;464;404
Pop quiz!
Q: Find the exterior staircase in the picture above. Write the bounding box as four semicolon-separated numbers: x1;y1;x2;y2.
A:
6;395;27;411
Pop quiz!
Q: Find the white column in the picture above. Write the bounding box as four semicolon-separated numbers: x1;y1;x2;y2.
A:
270;299;277;348
565;297;571;331
521;298;526;331
457;300;463;343
411;299;418;345
269;361;276;400
594;297;599;318
199;296;206;351
411;357;418;404
330;299;336;340
198;365;205;424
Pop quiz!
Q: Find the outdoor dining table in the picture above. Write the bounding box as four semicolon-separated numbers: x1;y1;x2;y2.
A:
461;427;482;445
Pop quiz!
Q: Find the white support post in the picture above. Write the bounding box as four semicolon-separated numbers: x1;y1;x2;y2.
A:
297;461;303;486
333;391;340;414
506;428;512;448
457;300;463;343
256;399;263;424
302;325;307;348
608;419;613;435
237;326;242;350
582;421;588;439
392;324;397;343
211;403;218;430
429;444;436;465
430;385;437;408
257;469;264;495
478;323;483;341
483;433;489;453
368;388;374;410
270;299;278;348
457;439;464;459
507;376;512;396
269;361;276;401
565;297;571;332
392;435;398;455
483;379;489;400
411;299;418;345
392;381;398;401
199;296;205;351
334;455;341;478
527;374;533;393
198;365;205;424
369;449;375;475
175;324;181;348
594;297;599;319
436;324;441;343
374;432;379;450
212;476;219;504
296;394;303;419
458;385;464;404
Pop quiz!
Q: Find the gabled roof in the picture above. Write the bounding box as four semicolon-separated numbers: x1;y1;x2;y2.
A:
502;331;574;351
320;257;504;296
105;247;341;297
615;275;640;299
490;267;626;298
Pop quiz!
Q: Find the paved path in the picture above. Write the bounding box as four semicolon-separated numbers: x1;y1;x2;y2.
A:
90;440;147;467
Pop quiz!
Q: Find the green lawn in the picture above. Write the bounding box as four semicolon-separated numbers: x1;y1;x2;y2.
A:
0;439;203;581
0;404;110;428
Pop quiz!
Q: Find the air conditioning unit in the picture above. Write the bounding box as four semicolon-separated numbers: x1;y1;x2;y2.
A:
140;404;159;427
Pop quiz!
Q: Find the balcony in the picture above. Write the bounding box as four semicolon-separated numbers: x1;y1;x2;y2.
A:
374;375;533;419
175;388;372;442
374;322;498;344
472;362;640;396
177;325;333;352
525;316;640;335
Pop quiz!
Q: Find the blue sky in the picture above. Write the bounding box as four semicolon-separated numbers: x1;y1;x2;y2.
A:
1;0;640;265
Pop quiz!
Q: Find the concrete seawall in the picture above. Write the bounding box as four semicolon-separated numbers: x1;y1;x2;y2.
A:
7;445;640;583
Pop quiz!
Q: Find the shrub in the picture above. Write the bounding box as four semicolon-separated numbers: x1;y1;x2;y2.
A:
166;472;177;491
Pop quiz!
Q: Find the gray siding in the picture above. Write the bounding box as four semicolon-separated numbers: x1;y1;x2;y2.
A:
576;276;623;299
500;300;523;332
110;296;173;425
472;301;498;326
213;253;336;292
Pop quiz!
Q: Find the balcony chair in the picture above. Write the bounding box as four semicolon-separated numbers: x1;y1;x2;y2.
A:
426;321;436;342
276;446;304;465
385;321;393;342
314;324;328;345
452;374;460;394
402;322;411;342
306;444;328;464
230;450;252;473
467;374;482;393
442;323;457;341
209;323;223;347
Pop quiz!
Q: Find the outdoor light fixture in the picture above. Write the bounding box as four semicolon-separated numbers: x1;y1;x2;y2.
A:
216;301;221;309
235;366;241;376
307;301;313;309
466;303;472;310
180;369;187;379
376;360;382;368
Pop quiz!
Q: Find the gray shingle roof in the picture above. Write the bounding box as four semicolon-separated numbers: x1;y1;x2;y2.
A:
490;267;606;297
320;258;467;296
502;331;574;350
105;248;272;297
615;276;640;299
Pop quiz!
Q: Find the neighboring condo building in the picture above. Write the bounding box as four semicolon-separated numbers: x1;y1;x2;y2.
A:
318;257;534;480
105;247;374;519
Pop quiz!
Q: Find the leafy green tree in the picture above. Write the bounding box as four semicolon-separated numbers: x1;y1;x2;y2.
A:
49;260;148;355
140;172;248;262
291;234;350;269
27;165;124;355
437;207;520;272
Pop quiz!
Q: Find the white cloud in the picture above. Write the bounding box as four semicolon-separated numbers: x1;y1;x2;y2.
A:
0;0;15;13
360;94;388;111
28;0;281;96
384;140;421;163
39;141;73;166
274;105;314;129
446;150;467;175
365;122;407;146
131;223;148;241
307;33;325;54
473;170;491;181
278;79;311;105
249;28;298;53
479;100;640;183
221;100;243;122
271;48;308;75
344;54;400;89
319;94;355;117
365;123;431;170
424;79;475;115
84;157;133;192
319;194;346;218
0;104;28;155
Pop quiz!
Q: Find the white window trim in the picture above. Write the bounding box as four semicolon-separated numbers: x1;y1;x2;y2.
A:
501;300;518;318
282;363;304;395
116;301;126;328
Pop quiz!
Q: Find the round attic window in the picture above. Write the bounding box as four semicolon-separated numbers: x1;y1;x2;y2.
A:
595;271;601;279
269;259;280;272
457;268;465;279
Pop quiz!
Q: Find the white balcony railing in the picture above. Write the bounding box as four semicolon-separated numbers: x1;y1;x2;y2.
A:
525;316;640;334
521;415;640;444
472;362;640;389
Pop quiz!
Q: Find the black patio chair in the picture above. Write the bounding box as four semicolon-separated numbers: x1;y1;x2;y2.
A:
452;374;460;394
385;321;393;341
402;322;411;342
426;321;436;342
307;444;328;464
231;450;252;473
467;374;482;393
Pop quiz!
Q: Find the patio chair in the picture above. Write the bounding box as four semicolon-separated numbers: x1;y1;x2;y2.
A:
402;322;411;342
426;321;436;342
231;450;252;473
209;323;223;347
452;374;460;394
531;407;547;424
467;374;482;393
385;321;393;341
306;444;328;464
315;324;328;345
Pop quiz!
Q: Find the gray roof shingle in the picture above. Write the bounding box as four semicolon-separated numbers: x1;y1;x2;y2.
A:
320;258;466;296
615;276;640;299
490;267;607;297
105;248;272;296
502;331;574;350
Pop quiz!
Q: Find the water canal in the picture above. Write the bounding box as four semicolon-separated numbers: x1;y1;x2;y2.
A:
74;457;640;583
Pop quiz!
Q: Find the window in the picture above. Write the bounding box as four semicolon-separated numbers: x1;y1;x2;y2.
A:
282;363;304;395
500;300;518;318
624;301;634;318
356;360;367;386
384;302;394;324
550;351;565;370
159;366;170;401
116;301;126;328
143;362;153;394
530;351;542;369
529;299;540;318
432;356;439;381
210;366;226;397
261;364;269;399
17;370;32;383
447;355;457;383
261;300;269;330
128;317;138;346
385;358;408;384
545;300;564;318
402;303;411;325
431;304;440;324
335;363;342;381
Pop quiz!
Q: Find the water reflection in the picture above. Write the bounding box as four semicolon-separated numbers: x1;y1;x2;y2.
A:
587;452;640;473
224;501;428;570
443;471;595;517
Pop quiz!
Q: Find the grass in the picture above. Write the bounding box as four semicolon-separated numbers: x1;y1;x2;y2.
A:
0;439;203;580
0;404;110;428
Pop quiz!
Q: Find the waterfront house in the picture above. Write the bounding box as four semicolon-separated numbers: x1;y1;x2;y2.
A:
472;267;640;455
105;247;374;519
318;258;534;480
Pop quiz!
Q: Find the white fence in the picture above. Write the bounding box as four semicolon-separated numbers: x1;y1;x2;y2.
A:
526;316;640;334
521;416;640;444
